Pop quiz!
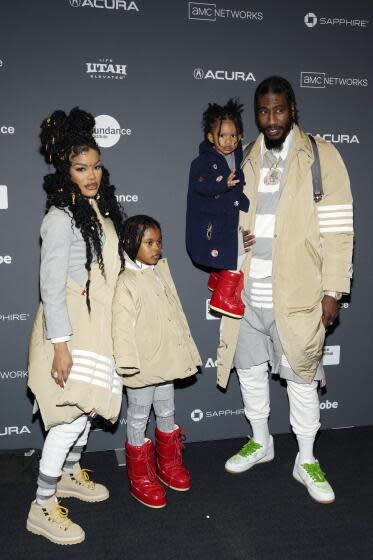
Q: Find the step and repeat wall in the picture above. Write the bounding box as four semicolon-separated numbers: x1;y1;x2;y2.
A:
0;0;371;450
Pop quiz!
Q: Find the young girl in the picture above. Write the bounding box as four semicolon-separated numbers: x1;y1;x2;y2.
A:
186;98;250;318
27;108;125;545
112;215;201;509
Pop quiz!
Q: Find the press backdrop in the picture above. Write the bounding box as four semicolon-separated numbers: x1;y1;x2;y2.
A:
0;0;372;450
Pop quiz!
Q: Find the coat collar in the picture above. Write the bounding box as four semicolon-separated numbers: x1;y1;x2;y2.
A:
124;253;168;272
199;139;243;162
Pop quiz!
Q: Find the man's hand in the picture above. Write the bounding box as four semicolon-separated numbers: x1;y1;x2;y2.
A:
242;229;256;252
321;295;340;329
227;170;240;188
51;342;73;388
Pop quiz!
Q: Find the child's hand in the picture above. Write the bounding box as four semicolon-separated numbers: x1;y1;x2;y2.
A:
227;170;240;188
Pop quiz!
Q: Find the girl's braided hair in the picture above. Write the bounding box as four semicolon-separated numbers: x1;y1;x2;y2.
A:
40;107;126;311
202;97;244;140
120;215;161;262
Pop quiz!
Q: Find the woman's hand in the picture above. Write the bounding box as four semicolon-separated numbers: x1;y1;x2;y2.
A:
51;342;73;388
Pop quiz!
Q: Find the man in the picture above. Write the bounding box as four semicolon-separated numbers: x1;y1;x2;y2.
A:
217;76;353;503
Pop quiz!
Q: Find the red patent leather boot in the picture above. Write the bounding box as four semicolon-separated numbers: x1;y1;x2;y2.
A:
125;438;167;508
207;271;220;292
155;426;191;491
209;270;245;318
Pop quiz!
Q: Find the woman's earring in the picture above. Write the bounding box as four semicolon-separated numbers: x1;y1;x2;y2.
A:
72;192;76;205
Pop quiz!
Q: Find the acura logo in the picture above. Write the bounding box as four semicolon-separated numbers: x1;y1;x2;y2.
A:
193;68;204;79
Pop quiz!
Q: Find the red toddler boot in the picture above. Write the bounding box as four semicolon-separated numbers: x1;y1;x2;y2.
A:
209;270;245;318
155;426;191;491
125;438;167;508
208;271;220;292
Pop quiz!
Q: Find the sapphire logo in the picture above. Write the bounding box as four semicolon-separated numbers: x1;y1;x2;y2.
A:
191;409;204;422
304;12;317;27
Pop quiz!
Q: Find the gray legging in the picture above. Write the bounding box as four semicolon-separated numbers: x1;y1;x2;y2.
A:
126;382;175;445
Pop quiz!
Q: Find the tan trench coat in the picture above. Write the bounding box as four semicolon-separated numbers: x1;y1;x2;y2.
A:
217;125;353;388
112;258;201;388
28;204;122;429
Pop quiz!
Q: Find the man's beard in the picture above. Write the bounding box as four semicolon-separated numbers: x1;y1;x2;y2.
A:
262;118;293;151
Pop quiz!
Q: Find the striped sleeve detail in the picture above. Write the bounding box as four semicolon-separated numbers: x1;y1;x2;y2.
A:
318;204;353;233
69;349;122;395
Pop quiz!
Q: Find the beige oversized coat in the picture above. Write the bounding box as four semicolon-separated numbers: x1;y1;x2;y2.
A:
217;125;353;388
28;205;122;429
112;258;201;387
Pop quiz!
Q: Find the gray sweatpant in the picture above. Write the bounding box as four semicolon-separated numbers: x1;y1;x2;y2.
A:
126;382;175;445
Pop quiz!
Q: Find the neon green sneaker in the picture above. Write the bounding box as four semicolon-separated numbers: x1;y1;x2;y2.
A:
225;436;274;474
293;453;335;503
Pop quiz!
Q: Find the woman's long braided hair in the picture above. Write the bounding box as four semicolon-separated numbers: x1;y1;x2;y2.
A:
40;107;126;311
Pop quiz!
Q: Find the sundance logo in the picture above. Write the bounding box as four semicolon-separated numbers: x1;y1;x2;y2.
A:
313;133;359;144
0;255;12;264
116;194;139;203
0;185;8;209
69;0;139;11
191;408;244;422
0;125;15;134
86;58;127;80
300;71;368;88
322;345;340;366
94;115;132;148
188;2;263;22
304;12;369;28
0;425;31;436
193;67;256;82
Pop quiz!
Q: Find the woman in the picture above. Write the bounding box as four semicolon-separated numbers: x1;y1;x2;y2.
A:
26;108;125;545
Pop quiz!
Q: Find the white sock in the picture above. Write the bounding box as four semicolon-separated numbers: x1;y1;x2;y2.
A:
251;419;270;448
297;436;315;464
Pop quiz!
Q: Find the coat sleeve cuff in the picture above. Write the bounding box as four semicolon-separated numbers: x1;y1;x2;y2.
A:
51;336;71;343
322;275;350;294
